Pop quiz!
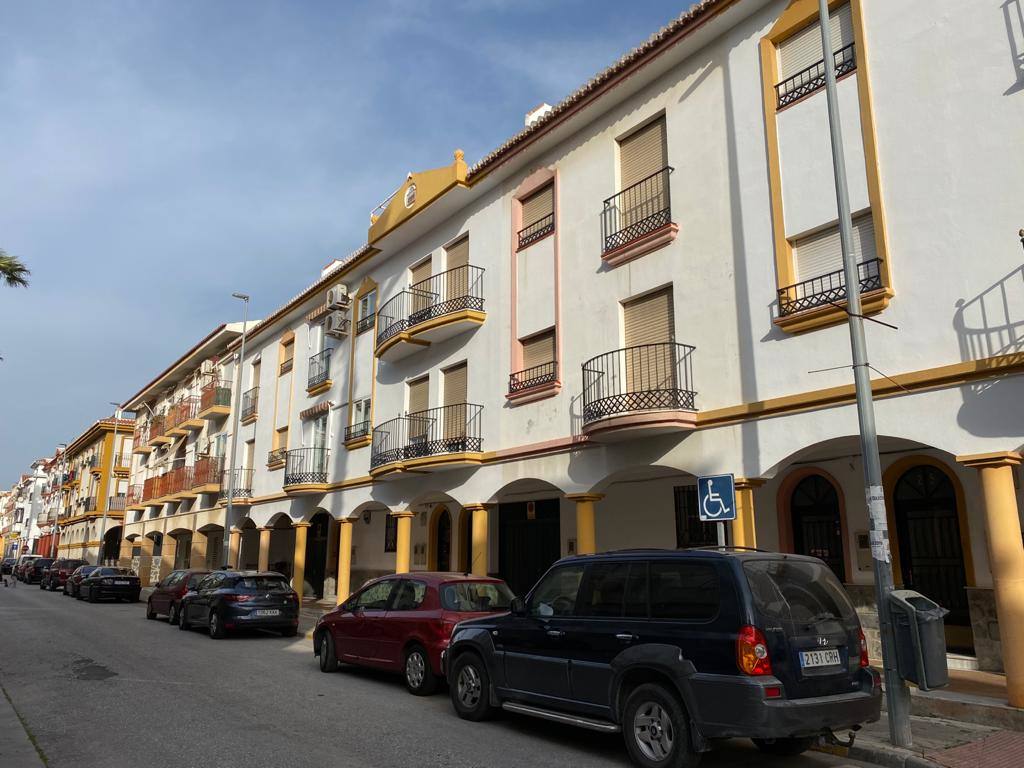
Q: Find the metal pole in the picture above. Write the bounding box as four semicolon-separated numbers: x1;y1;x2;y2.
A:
816;0;911;746
97;410;120;566
223;294;250;570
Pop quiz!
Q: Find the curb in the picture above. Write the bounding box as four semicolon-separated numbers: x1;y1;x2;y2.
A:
814;739;942;768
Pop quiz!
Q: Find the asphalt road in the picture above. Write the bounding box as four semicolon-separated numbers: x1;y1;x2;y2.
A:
0;585;874;768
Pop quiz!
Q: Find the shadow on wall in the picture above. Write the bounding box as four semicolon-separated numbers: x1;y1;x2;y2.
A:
1004;0;1024;95
953;263;1024;436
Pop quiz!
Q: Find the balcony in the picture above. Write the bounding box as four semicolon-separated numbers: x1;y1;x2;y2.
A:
168;397;203;435
356;313;375;335
191;456;224;494
107;496;126;512
517;212;555;250
508;361;560;403
132;424;152;454
776;42;856;109
147;414;173;446
581;343;697;440
375;265;485;361
87;455;103;473
344;420;371;449
141;476;159;505
307;348;334;395
601;167;676;267
199;379;233;419
219;468;253;503
126;485;145;511
775;258;888;332
240;387;259;424
165;465;196;500
267;447;287;469
283;448;330;494
84;496;98;513
370;403;484;477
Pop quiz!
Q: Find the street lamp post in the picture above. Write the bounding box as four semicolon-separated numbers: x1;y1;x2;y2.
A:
222;293;250;570
96;404;123;566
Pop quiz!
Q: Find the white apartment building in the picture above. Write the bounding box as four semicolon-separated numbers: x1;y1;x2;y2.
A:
113;0;1024;699
120;323;248;584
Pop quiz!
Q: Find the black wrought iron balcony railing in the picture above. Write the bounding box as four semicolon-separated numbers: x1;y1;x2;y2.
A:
84;496;98;512
582;342;697;424
344;420;370;442
219;468;253;500
776;42;857;109
307;348;333;389
777;258;882;317
601;167;673;254
267;447;287;466
370;403;484;469
107;496;126;512
284;448;329;486
517;212;555;250
376;264;485;347
241;387;259;420
356;313;376;334
509;361;558;393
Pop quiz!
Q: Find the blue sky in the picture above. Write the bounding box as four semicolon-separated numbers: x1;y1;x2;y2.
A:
0;0;690;483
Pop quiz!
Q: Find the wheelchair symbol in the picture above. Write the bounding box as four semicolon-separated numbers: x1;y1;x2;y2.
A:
701;479;732;520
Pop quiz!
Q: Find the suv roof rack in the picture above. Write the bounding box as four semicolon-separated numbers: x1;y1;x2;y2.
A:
686;545;767;553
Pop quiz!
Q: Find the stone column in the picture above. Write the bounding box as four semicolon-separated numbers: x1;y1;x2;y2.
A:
191;535;208;571
957;451;1024;707
292;522;310;605
159;536;177;581
336;518;354;605
462;504;490;576
567;494;603;556
392;510;415;574
228;527;242;570
257;527;271;572
733;478;765;549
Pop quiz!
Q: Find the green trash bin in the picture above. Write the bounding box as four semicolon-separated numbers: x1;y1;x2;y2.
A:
889;590;950;691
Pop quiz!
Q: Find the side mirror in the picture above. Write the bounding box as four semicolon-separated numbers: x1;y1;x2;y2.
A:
510;597;526;617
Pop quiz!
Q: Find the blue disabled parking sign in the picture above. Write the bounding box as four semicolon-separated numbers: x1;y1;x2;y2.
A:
697;474;737;522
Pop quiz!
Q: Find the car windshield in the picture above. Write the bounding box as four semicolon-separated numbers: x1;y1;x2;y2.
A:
744;559;856;624
440;581;514;612
234;577;292;592
79;566;99;575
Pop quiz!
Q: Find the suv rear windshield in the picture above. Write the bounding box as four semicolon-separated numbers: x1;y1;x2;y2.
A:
743;559;855;624
441;581;514;612
234;577;292;592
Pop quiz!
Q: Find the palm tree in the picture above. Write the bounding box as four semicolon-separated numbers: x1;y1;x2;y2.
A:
0;249;30;288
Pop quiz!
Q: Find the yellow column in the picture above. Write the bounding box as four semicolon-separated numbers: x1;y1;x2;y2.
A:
462;504;491;576
733;478;765;549
159;536;177;580
336;518;354;605
957;451;1024;707
191;535;207;571
567;494;603;555
292;522;310;605
392;510;415;574
257;527;271;572
228;527;242;569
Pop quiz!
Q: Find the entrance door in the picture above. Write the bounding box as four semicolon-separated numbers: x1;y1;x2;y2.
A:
790;474;846;582
305;513;330;598
498;499;561;597
435;509;452;571
894;465;970;630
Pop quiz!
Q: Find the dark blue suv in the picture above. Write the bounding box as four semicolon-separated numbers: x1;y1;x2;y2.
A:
444;548;881;768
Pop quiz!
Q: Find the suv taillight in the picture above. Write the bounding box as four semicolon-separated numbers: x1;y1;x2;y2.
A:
737;625;772;676
858;628;870;668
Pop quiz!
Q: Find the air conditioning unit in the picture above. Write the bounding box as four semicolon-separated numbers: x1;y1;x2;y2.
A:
325;311;350;339
327;284;350;309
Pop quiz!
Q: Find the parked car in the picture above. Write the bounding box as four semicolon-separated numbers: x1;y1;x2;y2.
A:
14;554;42;581
23;557;53;584
42;559;87;591
79;567;141;603
444;549;881;768
1;558;16;575
179;571;299;639
313;572;515;695
146;569;211;624
64;565;100;597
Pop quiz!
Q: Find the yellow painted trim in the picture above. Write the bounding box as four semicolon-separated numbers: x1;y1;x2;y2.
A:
368;451;484;478
374;331;431;359
369;150;468;245
266;458;286;471
197;404;231;420
240;412;258;426
282;482;330;496
373;309;486;359
957;451;1022;469
343;434;372;451
347;276;379;433
305;379;333;397
774;288;892;333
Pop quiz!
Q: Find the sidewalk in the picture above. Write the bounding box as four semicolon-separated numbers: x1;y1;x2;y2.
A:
0;684;45;767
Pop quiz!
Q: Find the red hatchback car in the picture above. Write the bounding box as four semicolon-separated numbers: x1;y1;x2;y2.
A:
313;572;514;695
146;569;211;625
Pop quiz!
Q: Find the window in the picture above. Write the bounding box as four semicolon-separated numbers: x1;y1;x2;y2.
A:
649;562;720;621
384;514;398;552
777;3;854;83
352;398;371;427
355;579;396;610
391;580;427;611
522;184;554;230
528;564;585;617
674;486;720;548
251;359;261;388
244;440;255;471
520;329;555;372
407;375;429;415
445;236;470;299
273;427;289;451
440;581;514;612
623;287;676;393
792;212;876;283
357;290;377;333
624;562;649;618
577;562;630;617
279;338;294;375
744;559;855;623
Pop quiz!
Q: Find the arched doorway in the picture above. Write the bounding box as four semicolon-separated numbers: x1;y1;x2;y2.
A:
458;509;473;573
305;512;331;598
102;526;122;565
790;474;846;582
432;507;452;571
893;464;970;635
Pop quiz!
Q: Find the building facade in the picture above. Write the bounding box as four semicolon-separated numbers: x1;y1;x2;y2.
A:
103;0;1024;701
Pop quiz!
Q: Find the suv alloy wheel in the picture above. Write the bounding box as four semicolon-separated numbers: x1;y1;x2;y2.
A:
622;684;699;768
449;653;494;721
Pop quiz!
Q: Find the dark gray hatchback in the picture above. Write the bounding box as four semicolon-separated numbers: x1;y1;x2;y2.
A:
444;548;880;768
